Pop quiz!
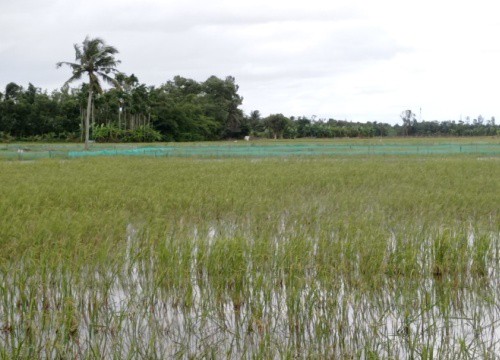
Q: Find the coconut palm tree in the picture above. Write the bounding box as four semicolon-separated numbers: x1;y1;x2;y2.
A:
57;36;121;150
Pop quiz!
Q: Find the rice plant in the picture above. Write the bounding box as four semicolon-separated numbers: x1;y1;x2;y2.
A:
0;152;499;358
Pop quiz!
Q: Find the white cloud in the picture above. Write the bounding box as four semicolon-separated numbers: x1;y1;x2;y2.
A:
1;0;500;123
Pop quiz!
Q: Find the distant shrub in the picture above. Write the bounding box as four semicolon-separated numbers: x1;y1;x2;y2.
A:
93;124;125;142
0;132;14;142
94;124;163;143
127;125;163;142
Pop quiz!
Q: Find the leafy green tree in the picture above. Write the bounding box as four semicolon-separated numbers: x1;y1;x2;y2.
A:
202;76;243;137
264;113;290;139
114;73;142;129
247;110;265;135
4;82;22;102
296;117;312;137
57;37;121;149
150;75;244;141
152;76;217;141
51;88;81;137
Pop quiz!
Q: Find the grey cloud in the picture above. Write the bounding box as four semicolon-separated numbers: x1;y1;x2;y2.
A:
3;0;496;122
68;1;359;34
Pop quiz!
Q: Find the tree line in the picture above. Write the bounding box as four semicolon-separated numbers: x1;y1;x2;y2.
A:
0;37;498;143
0;74;245;143
1;81;499;143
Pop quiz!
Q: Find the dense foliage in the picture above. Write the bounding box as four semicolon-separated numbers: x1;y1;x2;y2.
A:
0;80;498;142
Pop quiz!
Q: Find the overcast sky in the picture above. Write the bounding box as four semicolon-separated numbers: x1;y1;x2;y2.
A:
1;0;499;124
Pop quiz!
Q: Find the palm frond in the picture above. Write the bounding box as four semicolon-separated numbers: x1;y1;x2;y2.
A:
97;72;121;89
62;72;83;87
58;36;121;93
56;61;81;70
95;55;121;69
73;43;83;61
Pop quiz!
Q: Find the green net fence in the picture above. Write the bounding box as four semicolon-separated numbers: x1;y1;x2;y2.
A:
1;142;499;161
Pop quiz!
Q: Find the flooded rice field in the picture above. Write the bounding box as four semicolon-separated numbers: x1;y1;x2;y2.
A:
0;155;498;358
2;223;499;358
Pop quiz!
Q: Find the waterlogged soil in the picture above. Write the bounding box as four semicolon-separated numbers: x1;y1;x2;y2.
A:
1;224;499;359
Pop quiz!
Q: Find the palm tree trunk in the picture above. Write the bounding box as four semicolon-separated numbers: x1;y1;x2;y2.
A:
85;87;93;150
80;106;84;142
91;99;95;137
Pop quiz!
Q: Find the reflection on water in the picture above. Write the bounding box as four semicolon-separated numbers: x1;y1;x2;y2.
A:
1;224;499;358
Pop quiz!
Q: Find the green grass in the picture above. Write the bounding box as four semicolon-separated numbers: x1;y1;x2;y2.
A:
0;152;499;358
1;136;499;160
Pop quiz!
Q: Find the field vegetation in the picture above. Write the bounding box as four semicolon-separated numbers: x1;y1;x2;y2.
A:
0;150;499;358
1;136;499;161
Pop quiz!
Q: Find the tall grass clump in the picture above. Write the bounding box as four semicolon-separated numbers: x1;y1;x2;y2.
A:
0;153;499;358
